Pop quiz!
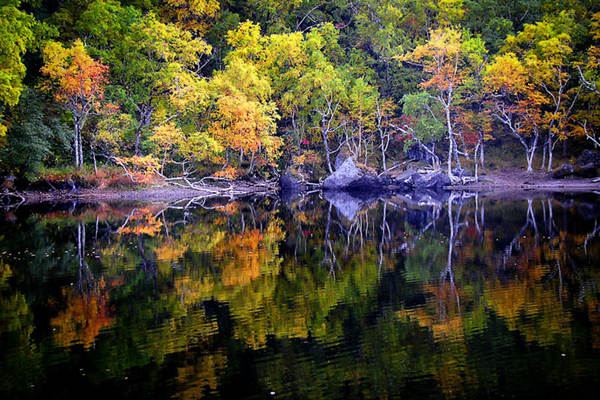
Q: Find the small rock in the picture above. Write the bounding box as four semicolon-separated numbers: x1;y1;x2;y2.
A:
552;163;574;179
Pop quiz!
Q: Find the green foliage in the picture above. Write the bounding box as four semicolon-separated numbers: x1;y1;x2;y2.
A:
0;89;70;180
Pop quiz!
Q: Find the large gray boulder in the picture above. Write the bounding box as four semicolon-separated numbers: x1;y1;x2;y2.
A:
323;157;365;189
393;170;421;186
335;150;352;170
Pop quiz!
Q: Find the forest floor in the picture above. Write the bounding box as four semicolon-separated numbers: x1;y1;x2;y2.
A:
449;168;600;193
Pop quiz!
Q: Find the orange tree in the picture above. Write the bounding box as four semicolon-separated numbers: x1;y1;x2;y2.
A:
41;39;109;168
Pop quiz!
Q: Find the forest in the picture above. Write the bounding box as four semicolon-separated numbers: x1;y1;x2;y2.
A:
1;0;600;188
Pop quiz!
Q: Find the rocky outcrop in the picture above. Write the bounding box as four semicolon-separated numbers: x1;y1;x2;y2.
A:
552;161;600;179
552;163;575;179
392;169;451;189
322;157;454;191
280;172;307;192
576;150;600;167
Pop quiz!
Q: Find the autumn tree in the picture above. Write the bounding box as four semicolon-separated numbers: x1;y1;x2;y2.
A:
160;0;220;35
576;12;600;147
501;12;581;171
41;39;109;168
399;27;487;178
484;53;546;172
208;58;281;175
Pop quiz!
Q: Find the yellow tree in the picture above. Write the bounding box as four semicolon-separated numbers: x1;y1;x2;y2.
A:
484;53;547;172
41;39;109;168
502;13;580;171
160;0;220;35
208;58;282;174
575;12;600;147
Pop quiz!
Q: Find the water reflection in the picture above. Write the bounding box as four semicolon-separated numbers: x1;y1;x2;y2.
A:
1;192;600;399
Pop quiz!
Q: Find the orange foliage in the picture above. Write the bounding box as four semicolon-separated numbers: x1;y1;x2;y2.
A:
50;282;115;349
118;208;163;236
212;167;241;180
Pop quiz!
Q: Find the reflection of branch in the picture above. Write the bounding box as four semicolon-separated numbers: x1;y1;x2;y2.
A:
584;220;600;255
504;198;539;264
76;222;94;294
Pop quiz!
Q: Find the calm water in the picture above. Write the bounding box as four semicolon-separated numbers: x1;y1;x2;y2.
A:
1;192;600;399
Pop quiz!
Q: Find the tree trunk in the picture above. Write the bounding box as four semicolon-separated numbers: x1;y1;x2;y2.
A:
135;103;154;156
74;122;83;169
541;138;546;170
447;137;453;177
322;127;333;174
445;105;454;177
480;134;485;167
547;134;553;172
248;152;255;174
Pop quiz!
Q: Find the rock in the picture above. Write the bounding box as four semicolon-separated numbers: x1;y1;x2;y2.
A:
280;172;307;192
392;169;451;189
552;163;575;179
419;170;452;188
393;170;420;186
576;150;600;167
323;157;366;189
574;163;599;178
452;167;471;178
335;150;353;170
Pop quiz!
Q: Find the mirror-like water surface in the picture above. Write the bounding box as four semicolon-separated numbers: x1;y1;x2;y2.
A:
1;192;600;399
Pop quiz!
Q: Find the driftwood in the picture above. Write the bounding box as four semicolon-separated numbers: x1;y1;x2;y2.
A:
1;189;25;209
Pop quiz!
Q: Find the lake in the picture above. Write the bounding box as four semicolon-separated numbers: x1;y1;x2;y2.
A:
1;191;600;399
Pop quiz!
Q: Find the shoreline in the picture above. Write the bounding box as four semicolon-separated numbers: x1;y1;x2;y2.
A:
15;181;278;204
8;169;600;204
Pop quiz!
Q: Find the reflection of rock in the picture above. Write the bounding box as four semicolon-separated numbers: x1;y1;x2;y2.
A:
323;190;364;221
578;200;600;220
323;186;451;222
391;189;450;208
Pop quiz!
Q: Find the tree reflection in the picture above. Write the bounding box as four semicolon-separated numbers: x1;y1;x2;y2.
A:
1;194;600;398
